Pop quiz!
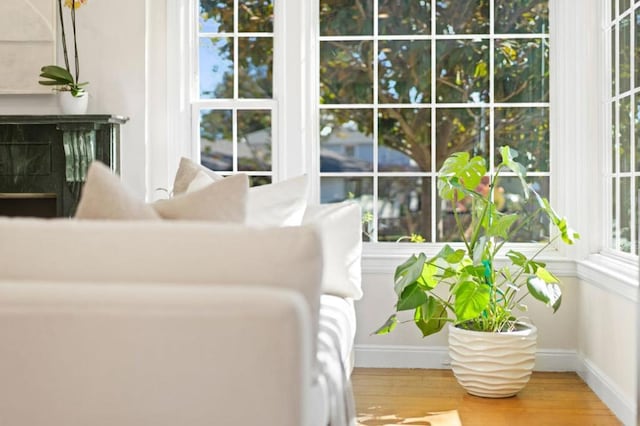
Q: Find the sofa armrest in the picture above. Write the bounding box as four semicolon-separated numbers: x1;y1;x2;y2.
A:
0;281;311;426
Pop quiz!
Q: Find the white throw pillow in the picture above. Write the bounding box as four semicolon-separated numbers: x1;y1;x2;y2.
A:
75;161;249;223
183;159;309;227
153;173;248;222
302;201;363;300
173;156;223;195
246;174;308;227
75;162;161;220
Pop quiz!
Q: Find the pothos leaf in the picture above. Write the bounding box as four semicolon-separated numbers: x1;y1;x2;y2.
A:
397;283;428;311
372;314;398;335
498;146;528;198
437;152;487;200
453;279;491;321
414;297;448;337
527;277;562;313
394;253;426;296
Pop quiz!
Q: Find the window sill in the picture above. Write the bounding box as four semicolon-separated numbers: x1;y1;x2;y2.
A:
576;253;639;303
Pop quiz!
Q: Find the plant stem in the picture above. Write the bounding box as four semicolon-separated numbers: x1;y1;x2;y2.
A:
57;0;70;73
71;0;80;84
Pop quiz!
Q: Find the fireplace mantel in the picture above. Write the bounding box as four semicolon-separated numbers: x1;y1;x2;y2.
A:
0;115;128;217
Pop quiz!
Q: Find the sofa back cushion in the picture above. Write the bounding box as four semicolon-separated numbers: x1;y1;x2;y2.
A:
0;219;323;356
302;202;363;300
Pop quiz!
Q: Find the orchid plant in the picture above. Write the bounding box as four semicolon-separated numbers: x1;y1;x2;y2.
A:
39;0;89;97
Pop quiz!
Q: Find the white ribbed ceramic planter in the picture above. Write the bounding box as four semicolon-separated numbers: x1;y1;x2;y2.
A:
58;91;89;115
448;323;537;398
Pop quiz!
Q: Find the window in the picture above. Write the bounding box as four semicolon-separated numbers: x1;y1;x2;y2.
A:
608;0;640;255
318;0;550;243
188;0;553;244
196;0;275;186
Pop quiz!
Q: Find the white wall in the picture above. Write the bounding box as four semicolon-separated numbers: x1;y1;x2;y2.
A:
0;0;148;197
576;260;638;425
355;266;580;371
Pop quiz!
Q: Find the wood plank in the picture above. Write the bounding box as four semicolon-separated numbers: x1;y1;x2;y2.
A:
352;368;622;426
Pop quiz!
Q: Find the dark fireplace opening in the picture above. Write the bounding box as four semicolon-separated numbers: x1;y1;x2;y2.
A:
0;193;57;218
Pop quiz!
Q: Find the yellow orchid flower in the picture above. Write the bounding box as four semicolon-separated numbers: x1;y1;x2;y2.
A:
64;0;88;9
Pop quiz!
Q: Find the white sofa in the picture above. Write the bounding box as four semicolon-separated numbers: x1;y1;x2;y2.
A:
0;211;360;425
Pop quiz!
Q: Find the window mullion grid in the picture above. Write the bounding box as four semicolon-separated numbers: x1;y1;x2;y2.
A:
489;0;495;176
430;0;437;243
615;19;621;251
372;0;379;242
632;10;637;255
233;0;239;101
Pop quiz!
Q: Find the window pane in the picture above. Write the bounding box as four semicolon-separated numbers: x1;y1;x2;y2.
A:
620;0;631;13
620;177;632;252
238;110;271;172
320;176;374;240
636;176;639;254
250;176;272;186
612;101;617;171
200;109;233;172
500;176;550;242
619;16;631;94
620;96;631;173
612;178;618;248
378;177;431;242
320;0;373;36
378;108;431;172
495;0;549;34
612;28;616;96
378;40;431;104
436;40;489;104
238;0;273;32
435;108;490;169
320;109;373;172
238;37;273;98
495;38;549;103
635;9;640;89
378;0;431;35
320;41;373;104
435;0;489;34
199;0;233;32
199;37;234;99
636;98;640;171
495;107;549;172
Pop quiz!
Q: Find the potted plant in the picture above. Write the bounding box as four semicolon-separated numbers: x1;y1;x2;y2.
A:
374;146;579;398
39;0;89;114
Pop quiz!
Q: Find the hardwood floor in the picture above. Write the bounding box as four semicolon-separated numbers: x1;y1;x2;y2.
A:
352;368;621;426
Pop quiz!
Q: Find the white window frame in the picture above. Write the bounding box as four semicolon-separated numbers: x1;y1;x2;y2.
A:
163;0;639;282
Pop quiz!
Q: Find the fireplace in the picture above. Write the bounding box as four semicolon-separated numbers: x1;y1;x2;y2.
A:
0;193;57;218
0;115;127;217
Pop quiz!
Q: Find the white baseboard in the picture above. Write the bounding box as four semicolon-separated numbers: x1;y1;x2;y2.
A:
577;356;636;426
354;344;578;371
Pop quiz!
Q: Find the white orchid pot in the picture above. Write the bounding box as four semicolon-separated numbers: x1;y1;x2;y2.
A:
448;322;537;398
58;91;89;115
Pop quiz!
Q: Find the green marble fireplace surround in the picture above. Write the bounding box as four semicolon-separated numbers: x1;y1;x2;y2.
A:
0;115;128;217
